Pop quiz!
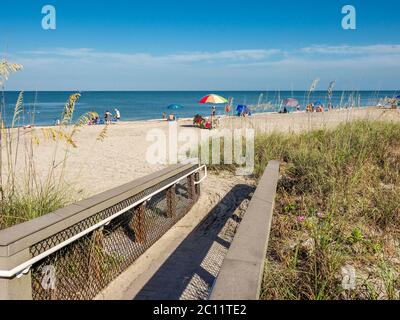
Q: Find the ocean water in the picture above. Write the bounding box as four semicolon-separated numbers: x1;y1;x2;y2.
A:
1;90;397;127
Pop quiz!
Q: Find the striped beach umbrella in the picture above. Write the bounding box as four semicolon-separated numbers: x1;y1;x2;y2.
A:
199;94;228;104
283;98;300;107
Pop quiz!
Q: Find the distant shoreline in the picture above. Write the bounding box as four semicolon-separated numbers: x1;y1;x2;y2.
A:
10;105;393;131
1;90;396;128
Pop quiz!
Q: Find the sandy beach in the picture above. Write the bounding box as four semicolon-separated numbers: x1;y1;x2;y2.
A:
3;107;398;201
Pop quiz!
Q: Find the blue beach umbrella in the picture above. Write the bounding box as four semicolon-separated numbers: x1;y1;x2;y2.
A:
236;105;250;116
313;101;323;107
167;104;184;110
236;105;246;113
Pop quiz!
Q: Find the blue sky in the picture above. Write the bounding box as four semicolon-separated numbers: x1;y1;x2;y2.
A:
1;0;399;90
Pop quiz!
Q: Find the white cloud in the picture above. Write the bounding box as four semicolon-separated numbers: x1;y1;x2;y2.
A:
21;48;281;65
6;44;400;90
165;49;281;62
302;44;400;55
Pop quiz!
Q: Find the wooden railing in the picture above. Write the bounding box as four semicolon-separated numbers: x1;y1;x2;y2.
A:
209;160;280;300
0;163;205;300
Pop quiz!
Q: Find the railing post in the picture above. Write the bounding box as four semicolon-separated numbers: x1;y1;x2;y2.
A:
0;249;33;300
194;172;200;199
0;275;33;300
166;185;176;218
132;203;146;243
187;174;195;200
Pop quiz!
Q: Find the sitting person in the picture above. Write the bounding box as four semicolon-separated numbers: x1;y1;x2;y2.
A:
168;114;176;121
279;107;289;114
212;116;220;128
193;114;205;126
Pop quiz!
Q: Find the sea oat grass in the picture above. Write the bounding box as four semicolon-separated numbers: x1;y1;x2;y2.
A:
0;60;107;230
255;120;400;300
0;185;69;229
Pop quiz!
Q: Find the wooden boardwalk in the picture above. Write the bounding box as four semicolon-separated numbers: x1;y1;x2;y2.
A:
133;184;254;300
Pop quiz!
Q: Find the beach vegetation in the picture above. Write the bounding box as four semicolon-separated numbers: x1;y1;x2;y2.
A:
0;59;107;230
251;120;400;300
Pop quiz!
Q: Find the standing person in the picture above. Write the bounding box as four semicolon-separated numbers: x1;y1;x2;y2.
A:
162;112;166;119
114;108;121;121
212;106;216;117
104;110;112;124
225;104;231;116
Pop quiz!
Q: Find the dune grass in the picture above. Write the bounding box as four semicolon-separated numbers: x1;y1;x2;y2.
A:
254;120;400;300
0;59;107;230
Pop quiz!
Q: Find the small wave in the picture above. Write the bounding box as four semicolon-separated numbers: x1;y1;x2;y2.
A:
22;102;86;107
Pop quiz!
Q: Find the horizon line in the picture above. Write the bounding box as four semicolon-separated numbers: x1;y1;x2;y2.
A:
3;89;399;92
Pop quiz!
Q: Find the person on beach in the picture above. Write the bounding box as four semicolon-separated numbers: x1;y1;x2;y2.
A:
212;106;216;117
162;112;166;119
104;110;112;124
225;104;231;116
280;106;288;114
114;108;121;121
